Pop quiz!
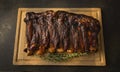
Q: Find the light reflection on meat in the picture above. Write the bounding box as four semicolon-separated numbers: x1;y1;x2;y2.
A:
24;10;100;55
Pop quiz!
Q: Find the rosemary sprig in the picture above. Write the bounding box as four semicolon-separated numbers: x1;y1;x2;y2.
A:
38;52;88;62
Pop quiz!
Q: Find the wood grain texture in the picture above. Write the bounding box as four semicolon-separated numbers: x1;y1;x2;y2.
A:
13;8;106;66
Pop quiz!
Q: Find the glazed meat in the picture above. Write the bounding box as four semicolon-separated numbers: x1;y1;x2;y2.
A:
24;10;100;55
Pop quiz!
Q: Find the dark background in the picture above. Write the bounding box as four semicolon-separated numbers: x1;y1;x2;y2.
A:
0;0;120;72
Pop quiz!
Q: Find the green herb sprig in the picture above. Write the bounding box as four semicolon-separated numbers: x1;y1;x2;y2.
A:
39;52;88;62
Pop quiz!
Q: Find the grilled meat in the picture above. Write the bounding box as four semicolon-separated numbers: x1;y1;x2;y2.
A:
24;10;101;55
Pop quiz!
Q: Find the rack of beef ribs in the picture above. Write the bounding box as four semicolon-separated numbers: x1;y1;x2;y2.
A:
24;10;100;56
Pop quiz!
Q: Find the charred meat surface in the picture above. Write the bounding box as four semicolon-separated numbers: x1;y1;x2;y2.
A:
24;10;101;55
